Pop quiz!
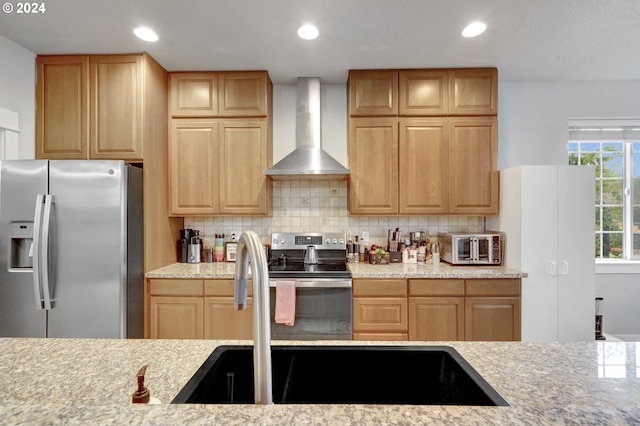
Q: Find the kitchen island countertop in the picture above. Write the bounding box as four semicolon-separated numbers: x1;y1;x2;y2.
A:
145;262;527;280
0;338;638;424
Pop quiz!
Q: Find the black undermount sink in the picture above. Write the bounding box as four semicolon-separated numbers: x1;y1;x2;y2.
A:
171;345;508;406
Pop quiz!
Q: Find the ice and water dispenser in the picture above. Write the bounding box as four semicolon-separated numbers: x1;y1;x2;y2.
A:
9;222;33;270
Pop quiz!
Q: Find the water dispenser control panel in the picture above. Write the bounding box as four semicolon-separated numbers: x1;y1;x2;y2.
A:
11;222;33;238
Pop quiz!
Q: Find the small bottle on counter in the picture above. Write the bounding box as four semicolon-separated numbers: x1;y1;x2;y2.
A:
347;239;353;262
353;236;360;263
432;243;440;266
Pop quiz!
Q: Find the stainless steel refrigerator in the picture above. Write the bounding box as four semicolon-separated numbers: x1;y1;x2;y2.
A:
0;160;143;338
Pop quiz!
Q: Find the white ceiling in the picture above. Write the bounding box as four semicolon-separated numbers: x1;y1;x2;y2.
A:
0;0;638;84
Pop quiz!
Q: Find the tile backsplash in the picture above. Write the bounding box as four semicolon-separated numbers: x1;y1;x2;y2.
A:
184;180;484;247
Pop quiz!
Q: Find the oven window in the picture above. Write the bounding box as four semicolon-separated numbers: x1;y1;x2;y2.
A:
270;287;352;340
456;238;472;261
477;238;490;261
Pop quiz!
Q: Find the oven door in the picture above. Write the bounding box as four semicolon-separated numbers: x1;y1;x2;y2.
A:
269;278;352;340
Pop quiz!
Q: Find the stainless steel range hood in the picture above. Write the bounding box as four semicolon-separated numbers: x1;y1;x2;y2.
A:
264;77;350;180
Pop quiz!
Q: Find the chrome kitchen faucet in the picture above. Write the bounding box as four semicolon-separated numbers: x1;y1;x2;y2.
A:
234;230;273;404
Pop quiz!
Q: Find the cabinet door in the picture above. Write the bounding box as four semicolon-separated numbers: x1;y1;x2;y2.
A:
90;55;143;160
204;297;253;339
353;297;408;332
148;296;204;339
448;68;498;115
218;120;270;215
169;120;219;215
36;56;90;159
448;117;498;215
465;297;521;341
399;70;448;116
409;297;464;341
219;72;269;117
399;119;449;214
348;70;398;116
348;118;398;215
170;72;219;117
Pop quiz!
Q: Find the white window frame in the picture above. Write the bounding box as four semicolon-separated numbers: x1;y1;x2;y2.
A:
568;118;640;274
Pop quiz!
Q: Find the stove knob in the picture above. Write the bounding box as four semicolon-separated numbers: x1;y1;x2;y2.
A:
332;238;338;244
338;238;344;244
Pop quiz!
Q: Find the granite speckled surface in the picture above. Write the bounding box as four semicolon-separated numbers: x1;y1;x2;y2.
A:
347;262;526;279
145;262;527;280
0;338;638;424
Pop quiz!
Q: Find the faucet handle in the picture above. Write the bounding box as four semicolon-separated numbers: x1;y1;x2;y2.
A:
234;277;249;310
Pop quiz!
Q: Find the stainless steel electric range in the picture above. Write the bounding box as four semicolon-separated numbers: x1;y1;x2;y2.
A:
268;232;352;340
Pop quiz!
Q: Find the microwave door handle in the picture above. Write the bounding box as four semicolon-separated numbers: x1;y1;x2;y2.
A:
470;237;478;262
40;195;54;310
32;195;45;310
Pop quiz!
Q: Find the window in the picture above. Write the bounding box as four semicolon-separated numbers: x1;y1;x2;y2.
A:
568;120;640;261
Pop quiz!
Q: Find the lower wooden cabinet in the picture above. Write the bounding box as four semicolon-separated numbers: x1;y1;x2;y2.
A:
409;279;464;341
464;279;521;341
352;279;408;341
204;297;253;339
147;278;252;339
149;295;204;339
355;278;521;342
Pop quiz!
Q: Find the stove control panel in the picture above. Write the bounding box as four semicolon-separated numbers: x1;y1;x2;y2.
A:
271;233;346;250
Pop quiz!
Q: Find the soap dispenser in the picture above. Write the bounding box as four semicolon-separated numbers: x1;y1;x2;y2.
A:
132;365;151;403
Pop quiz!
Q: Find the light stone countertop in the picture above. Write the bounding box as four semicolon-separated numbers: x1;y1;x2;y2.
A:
145;262;527;280
0;338;638;424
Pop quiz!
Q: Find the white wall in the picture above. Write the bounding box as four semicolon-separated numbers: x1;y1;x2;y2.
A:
0;35;35;159
498;80;640;337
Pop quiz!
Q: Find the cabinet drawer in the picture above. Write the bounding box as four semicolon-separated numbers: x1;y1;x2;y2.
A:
409;279;464;296
353;297;408;332
353;332;408;341
353;279;407;297
465;279;521;296
204;279;253;296
149;279;203;296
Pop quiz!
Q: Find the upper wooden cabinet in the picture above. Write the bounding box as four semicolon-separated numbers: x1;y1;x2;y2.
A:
349;70;398;116
448;69;498;116
398;119;449;214
36;56;89;159
448;117;499;215
36;54;156;160
348;118;398;215
170;71;269;117
170;73;219;117
348;67;499;216
399;70;449;116
169;120;219;215
169;119;271;216
168;71;273;217
349;68;497;117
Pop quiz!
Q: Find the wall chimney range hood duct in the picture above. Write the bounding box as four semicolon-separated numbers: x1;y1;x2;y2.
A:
264;77;350;180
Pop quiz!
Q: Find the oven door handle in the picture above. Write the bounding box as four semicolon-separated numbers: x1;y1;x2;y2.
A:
269;279;352;288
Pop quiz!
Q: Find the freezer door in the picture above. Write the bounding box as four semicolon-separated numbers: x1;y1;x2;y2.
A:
0;160;48;337
47;160;127;338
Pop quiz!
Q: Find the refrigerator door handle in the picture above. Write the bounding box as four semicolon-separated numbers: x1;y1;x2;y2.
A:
546;261;557;277
41;195;54;310
560;261;569;277
32;194;45;310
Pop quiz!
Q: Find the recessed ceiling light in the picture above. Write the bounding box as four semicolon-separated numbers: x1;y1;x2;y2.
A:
297;24;319;40
134;27;158;42
462;22;487;38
